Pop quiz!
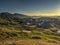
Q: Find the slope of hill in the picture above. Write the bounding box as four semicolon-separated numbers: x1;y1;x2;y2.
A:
0;12;60;45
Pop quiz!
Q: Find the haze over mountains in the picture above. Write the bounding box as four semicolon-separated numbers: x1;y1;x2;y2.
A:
0;12;60;19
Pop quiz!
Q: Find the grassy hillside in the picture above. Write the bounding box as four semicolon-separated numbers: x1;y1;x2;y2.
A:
0;25;60;45
0;15;60;45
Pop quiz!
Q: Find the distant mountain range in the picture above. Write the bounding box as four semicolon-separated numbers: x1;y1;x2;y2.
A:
0;12;29;19
0;12;60;19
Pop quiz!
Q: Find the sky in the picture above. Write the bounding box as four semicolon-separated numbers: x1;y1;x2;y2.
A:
0;0;60;16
